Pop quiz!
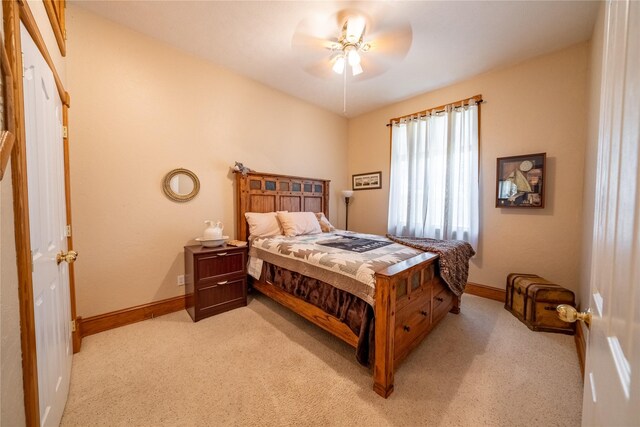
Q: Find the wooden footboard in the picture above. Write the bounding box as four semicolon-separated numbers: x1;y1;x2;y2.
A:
251;278;359;348
251;252;459;399
373;252;459;398
235;171;459;398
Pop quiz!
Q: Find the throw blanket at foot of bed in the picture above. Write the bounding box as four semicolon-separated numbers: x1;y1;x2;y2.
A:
386;235;475;297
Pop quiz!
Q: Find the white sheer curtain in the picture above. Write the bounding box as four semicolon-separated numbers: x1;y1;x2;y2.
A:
388;100;479;249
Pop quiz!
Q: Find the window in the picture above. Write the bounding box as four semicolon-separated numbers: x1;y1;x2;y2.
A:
388;100;479;249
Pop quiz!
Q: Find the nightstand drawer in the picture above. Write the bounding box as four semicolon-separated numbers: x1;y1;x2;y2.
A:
185;244;248;322
195;250;245;282
196;277;246;314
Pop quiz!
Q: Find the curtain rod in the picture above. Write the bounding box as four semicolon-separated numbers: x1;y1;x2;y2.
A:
386;95;484;127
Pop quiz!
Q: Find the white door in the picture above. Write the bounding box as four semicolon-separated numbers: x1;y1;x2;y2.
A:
582;1;639;426
22;23;72;427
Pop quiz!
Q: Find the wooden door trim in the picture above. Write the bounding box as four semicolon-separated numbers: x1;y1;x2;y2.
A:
3;0;74;425
42;0;66;57
63;102;81;353
3;1;39;425
0;35;16;181
0;131;15;180
17;0;69;106
575;320;586;377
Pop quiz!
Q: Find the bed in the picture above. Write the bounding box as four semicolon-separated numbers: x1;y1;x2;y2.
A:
236;171;460;398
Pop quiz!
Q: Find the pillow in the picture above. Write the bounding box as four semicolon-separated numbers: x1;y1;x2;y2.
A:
245;212;283;238
277;211;322;237
315;212;336;232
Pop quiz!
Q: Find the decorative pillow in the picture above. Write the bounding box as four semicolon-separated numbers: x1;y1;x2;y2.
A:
315;212;336;232
277;211;322;237
245;212;283;238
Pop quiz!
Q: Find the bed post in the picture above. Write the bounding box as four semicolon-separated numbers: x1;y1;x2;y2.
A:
373;273;396;398
323;181;330;219
235;173;248;241
450;295;461;314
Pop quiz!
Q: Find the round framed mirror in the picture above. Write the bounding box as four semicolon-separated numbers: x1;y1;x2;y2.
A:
162;168;200;202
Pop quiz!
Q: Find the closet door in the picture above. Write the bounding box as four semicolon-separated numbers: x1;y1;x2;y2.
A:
22;22;72;427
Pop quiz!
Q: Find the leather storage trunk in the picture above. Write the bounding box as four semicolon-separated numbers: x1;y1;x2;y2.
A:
505;273;575;335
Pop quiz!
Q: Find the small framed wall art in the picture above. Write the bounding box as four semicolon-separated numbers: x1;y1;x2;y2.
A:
353;171;382;190
496;153;546;208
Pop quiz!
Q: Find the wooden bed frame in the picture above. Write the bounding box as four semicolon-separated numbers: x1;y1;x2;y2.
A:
236;171;459;398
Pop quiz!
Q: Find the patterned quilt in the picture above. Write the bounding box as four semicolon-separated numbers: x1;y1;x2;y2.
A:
386;235;475;297
249;232;424;306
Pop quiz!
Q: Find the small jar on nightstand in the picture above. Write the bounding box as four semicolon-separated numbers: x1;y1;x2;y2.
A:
184;244;248;322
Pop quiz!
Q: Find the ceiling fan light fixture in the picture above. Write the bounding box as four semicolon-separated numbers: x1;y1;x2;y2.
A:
351;63;363;76
347;47;361;66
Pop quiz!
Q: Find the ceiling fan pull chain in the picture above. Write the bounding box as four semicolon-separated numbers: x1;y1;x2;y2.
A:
343;66;347;114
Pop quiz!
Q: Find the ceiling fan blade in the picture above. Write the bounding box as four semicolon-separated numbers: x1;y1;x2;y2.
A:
345;16;366;43
366;25;413;61
303;59;338;79
291;32;337;52
291;33;341;78
291;11;345;79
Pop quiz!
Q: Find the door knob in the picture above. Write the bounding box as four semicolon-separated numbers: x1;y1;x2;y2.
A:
556;304;591;326
56;250;78;265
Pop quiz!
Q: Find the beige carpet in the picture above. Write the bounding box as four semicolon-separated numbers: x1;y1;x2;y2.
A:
61;294;583;426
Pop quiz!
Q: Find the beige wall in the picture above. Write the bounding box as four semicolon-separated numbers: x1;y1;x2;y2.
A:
348;43;589;293
0;1;63;424
66;7;348;318
1;165;25;427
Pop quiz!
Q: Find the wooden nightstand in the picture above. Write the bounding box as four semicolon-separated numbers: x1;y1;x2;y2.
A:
184;245;248;322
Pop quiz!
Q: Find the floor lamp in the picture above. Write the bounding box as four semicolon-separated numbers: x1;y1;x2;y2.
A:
342;190;353;230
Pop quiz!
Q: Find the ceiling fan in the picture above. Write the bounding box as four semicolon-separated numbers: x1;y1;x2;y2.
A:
330;16;370;76
291;9;412;80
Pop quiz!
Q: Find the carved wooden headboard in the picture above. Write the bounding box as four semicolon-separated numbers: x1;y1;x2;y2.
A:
235;171;330;241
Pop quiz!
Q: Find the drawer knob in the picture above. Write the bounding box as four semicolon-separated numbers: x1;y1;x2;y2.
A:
420;310;428;317
217;252;228;256
217;280;228;285
403;325;411;332
435;296;444;302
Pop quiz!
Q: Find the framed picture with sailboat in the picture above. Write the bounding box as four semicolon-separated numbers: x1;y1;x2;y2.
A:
496;153;546;208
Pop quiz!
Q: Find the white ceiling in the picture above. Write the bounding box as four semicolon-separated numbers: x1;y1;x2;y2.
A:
72;1;600;118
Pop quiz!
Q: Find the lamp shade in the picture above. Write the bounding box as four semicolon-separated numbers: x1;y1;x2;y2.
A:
342;190;354;198
347;46;361;66
332;55;345;74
